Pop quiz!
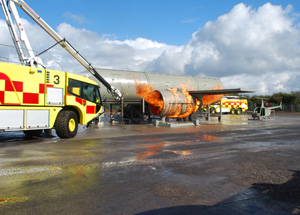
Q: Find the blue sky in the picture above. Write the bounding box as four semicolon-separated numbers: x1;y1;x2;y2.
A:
7;0;300;45
1;0;300;95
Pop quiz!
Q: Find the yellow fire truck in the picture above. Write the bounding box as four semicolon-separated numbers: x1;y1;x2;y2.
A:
0;62;103;138
209;96;248;115
0;0;122;138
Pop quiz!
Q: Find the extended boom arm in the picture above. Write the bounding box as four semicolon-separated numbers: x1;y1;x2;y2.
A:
0;0;41;66
1;0;122;100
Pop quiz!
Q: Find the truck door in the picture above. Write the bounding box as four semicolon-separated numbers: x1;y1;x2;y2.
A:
67;78;102;124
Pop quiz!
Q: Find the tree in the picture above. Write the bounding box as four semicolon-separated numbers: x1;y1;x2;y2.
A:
291;91;300;105
269;93;282;104
264;92;297;105
282;94;297;104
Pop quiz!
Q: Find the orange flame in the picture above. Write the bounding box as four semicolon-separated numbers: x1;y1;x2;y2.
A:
178;88;199;118
135;83;163;115
135;82;223;118
202;85;224;105
135;82;200;118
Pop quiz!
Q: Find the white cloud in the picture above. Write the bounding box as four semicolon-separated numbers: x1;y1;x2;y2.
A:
63;11;89;24
54;23;171;72
190;3;300;77
1;3;300;95
147;3;300;94
221;71;300;95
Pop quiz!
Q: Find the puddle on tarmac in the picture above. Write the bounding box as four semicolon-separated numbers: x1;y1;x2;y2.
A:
221;114;249;125
0;163;102;203
0;196;29;204
234;141;276;151
136;134;222;160
62;164;101;193
0;131;59;146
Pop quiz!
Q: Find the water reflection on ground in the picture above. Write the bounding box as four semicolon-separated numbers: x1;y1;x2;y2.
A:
136;134;222;160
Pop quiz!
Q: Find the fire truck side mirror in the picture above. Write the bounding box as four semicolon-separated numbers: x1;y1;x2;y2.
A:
102;95;107;102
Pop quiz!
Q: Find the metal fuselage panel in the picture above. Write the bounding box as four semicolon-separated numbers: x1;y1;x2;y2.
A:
87;68;223;104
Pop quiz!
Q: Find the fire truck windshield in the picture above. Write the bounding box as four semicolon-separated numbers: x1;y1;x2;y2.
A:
68;78;101;104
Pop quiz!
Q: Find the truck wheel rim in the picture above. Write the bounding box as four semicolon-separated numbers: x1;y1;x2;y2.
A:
69;118;76;132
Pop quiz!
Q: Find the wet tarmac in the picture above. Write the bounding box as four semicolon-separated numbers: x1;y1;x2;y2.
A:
0;113;300;215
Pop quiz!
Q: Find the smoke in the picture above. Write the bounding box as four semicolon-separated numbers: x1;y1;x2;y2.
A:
1;3;300;94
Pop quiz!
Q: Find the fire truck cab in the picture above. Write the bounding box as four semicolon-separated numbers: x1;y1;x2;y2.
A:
209;96;248;115
0;62;103;138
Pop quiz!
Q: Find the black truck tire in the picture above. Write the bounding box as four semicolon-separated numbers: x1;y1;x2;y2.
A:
55;110;78;138
210;107;216;114
230;108;236;115
236;108;242;115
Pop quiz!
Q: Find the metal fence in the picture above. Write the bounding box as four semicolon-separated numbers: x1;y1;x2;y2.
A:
248;103;300;112
281;104;300;112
